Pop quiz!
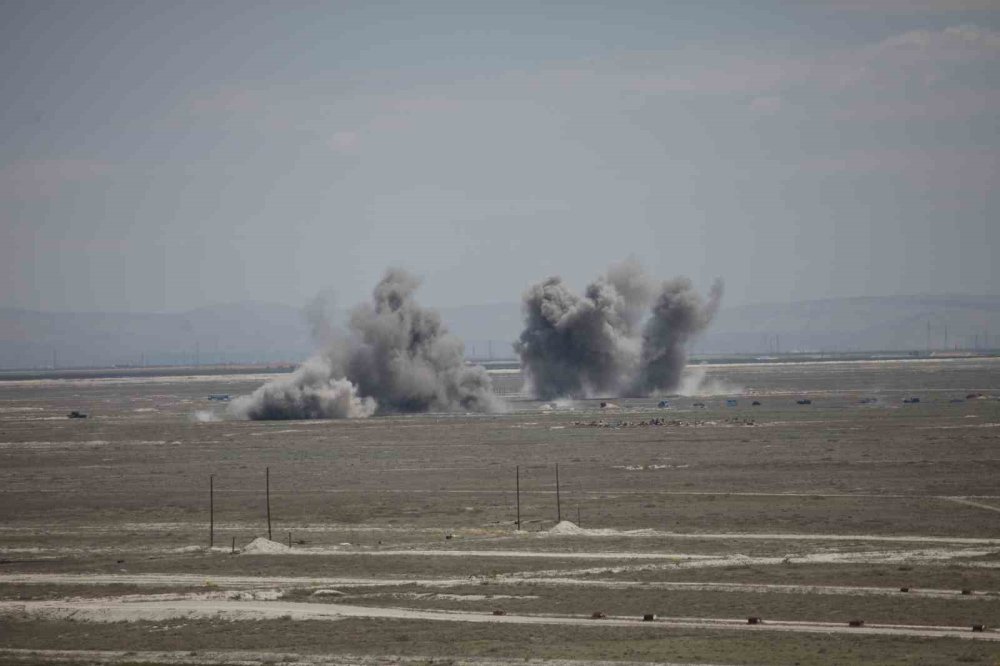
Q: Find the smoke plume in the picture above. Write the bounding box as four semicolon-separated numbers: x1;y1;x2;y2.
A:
516;261;722;400
231;269;501;420
229;357;377;420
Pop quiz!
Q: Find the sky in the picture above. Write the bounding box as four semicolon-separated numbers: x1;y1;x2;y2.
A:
1;0;997;314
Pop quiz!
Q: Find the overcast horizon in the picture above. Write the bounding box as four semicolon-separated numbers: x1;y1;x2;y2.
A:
3;1;997;314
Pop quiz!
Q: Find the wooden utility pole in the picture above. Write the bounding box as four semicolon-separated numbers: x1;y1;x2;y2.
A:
266;467;272;540
209;475;214;548
515;466;521;530
555;464;562;523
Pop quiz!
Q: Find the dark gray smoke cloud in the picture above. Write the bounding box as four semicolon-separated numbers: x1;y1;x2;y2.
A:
344;269;500;414
231;269;501;419
516;261;723;400
633;277;723;395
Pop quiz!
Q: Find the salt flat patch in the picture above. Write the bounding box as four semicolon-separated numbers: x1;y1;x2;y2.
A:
80;589;286;604
614;464;687;471
241;538;291;554
351;592;539;602
918;423;1000;430
511;546;999;579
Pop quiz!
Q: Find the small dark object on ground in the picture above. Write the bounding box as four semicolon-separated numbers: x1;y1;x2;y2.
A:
591;611;606;619
747;617;762;625
642;614;655;621
751;401;761;406
972;624;986;632
899;587;910;592
295;539;307;545
967;393;982;399
848;620;864;627
116;559;125;564
796;399;812;405
903;397;921;404
657;400;669;408
962;588;973;595
445;534;453;540
692;402;706;408
68;411;87;419
600;401;607;408
492;609;506;616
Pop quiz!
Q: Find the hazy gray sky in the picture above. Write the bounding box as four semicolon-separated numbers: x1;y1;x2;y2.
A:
2;0;997;313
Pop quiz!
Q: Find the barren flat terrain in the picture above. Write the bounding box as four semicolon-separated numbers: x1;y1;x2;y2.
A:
1;357;999;665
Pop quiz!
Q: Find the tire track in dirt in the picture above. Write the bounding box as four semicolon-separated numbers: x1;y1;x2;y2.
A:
944;497;1000;515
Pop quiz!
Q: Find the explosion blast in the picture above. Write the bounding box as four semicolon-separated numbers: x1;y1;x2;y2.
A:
230;269;500;419
515;260;722;400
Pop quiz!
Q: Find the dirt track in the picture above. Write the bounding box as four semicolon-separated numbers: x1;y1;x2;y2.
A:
3;598;998;642
3;572;997;600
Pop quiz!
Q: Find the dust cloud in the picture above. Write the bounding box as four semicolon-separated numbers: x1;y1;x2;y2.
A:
231;269;501;419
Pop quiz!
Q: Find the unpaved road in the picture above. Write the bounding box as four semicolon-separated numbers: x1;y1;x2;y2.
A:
2;598;996;641
2;573;996;600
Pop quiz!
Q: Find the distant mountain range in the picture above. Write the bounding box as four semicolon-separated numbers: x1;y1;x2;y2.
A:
1;294;997;369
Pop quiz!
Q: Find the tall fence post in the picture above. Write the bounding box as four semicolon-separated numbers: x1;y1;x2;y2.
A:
516;466;521;531
555;463;562;523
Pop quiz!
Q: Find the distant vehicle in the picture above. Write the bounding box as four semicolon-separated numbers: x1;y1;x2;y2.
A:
903;397;920;404
859;397;877;405
657;400;670;408
751;401;761;406
207;394;231;402
796;399;812;405
726;399;738;407
68;411;87;419
692;402;706;408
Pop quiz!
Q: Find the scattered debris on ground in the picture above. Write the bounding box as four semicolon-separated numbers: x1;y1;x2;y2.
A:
572;416;755;428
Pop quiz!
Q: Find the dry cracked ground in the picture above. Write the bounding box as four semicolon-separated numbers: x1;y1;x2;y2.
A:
1;357;999;665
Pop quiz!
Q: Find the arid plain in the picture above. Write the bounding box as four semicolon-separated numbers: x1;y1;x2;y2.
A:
1;357;999;665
